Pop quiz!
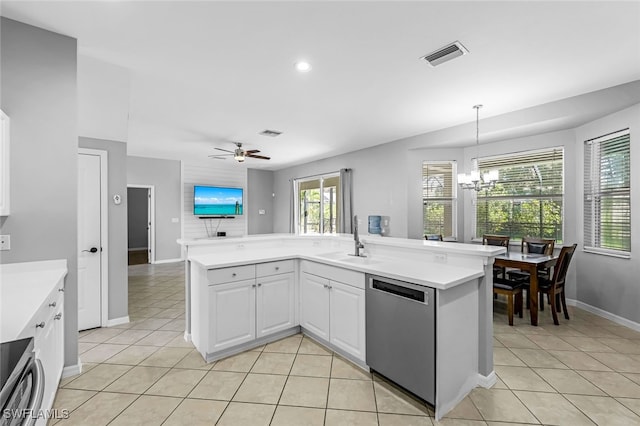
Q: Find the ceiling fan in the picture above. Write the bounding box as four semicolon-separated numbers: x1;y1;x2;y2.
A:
209;142;271;163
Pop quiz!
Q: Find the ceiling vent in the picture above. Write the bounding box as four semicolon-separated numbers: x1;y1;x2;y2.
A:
259;129;282;137
421;41;469;67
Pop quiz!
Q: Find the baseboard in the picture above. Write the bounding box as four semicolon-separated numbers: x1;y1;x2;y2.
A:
184;332;192;342
477;370;497;388
62;359;82;378
106;316;130;327
567;298;640;332
153;258;184;264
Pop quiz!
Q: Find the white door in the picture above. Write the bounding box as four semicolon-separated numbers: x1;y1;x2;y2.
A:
329;280;366;361
256;273;295;338
300;272;330;340
209;279;256;351
78;153;102;330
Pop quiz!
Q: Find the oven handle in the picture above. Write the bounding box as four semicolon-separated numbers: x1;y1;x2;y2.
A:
24;358;45;426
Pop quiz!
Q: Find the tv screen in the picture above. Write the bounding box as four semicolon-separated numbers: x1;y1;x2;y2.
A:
193;185;243;216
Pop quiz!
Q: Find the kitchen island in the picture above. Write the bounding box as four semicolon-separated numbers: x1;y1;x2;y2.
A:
178;234;505;420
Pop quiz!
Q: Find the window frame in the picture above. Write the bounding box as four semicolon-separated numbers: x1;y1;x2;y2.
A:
422;160;458;240
294;171;341;235
473;147;565;243
583;129;631;259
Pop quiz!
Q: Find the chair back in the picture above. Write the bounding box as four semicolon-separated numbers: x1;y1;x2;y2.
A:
549;244;577;291
483;234;510;248
522;237;555;255
425;234;443;241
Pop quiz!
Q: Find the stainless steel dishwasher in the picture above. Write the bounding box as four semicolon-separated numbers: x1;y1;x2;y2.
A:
366;274;435;405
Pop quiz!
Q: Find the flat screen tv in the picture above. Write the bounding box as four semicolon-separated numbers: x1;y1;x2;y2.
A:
193;185;243;216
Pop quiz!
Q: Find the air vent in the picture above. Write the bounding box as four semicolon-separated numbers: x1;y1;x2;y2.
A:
421;41;469;67
259;129;282;137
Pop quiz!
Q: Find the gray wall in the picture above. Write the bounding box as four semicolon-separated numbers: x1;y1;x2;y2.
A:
247;169;274;235
0;18;78;366
127;187;148;249
573;104;640;323
274;142;413;238
78;137;128;321
127;156;181;261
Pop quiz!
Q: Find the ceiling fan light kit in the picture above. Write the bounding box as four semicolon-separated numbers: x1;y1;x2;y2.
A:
209;142;271;163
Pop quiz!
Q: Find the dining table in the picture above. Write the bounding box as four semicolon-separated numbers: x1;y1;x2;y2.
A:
493;251;558;326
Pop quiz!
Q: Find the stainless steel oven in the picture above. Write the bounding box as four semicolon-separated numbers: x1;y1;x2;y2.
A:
0;338;44;426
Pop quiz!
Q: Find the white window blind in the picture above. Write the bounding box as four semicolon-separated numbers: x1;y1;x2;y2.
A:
584;129;631;256
422;161;456;238
476;147;564;241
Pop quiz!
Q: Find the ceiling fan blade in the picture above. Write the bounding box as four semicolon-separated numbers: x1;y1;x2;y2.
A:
245;149;261;154
246;154;271;160
208;155;228;160
215;147;235;153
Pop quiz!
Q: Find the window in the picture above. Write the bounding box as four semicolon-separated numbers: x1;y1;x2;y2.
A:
584;129;631;257
475;147;564;242
423;161;456;238
296;173;341;234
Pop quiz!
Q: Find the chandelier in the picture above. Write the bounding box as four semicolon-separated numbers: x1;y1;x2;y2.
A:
458;104;499;191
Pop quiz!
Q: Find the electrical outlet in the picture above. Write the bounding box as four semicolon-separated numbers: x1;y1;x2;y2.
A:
434;253;447;263
0;235;10;251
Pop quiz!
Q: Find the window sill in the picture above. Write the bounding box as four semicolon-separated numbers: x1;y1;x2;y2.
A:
583;247;631;259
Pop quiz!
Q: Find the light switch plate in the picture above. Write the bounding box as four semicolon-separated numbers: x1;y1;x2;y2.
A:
258;209;266;215
171;218;179;223
0;234;10;251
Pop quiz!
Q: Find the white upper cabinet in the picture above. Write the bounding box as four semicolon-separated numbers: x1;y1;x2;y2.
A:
0;110;9;216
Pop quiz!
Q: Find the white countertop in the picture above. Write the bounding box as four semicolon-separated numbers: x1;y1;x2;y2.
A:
0;259;67;342
189;245;486;290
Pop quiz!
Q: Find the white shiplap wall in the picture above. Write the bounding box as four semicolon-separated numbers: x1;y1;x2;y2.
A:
182;161;247;239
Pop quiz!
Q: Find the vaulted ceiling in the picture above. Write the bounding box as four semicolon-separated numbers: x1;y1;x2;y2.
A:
2;1;639;169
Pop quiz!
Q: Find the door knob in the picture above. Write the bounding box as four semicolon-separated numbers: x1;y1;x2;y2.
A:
82;247;98;253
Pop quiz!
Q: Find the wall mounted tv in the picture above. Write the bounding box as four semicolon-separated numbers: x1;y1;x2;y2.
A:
193;185;243;217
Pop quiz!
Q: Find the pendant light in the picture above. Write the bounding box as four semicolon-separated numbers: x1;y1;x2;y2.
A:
458;105;499;191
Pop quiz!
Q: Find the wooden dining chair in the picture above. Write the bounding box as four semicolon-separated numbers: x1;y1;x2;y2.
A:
492;276;525;326
537;244;577;325
507;237;555;309
425;234;443;241
483;234;510;278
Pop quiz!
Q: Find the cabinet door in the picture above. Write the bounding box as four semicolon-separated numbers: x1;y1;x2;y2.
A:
256;272;295;338
329;280;366;361
209;279;256;352
300;272;330;341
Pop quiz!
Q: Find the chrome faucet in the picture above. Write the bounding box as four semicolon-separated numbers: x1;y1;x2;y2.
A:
352;215;365;257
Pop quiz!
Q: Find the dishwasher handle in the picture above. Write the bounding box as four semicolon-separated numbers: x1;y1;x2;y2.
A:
371;279;426;303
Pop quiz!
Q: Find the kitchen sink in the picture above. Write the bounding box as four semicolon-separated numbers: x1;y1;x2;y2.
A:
316;252;382;265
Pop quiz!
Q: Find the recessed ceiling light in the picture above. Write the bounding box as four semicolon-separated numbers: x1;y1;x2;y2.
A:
295;61;312;72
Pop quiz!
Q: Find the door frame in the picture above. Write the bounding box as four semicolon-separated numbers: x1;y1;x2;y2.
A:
127;184;155;264
78;148;109;327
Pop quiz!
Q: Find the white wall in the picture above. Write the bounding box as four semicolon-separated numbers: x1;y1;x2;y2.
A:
182;161;247;239
573;104;640;323
78;55;130;143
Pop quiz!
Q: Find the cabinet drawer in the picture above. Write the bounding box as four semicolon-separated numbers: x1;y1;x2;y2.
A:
208;265;255;284
256;260;295;277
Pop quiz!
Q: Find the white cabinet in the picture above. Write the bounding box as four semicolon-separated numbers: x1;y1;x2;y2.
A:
300;273;330;340
209;279;256;352
23;280;65;424
0;110;9;216
300;261;366;361
204;260;296;356
329;280;366;360
256;272;295;338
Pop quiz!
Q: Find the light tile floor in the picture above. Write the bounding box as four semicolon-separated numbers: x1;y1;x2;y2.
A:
51;262;640;425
